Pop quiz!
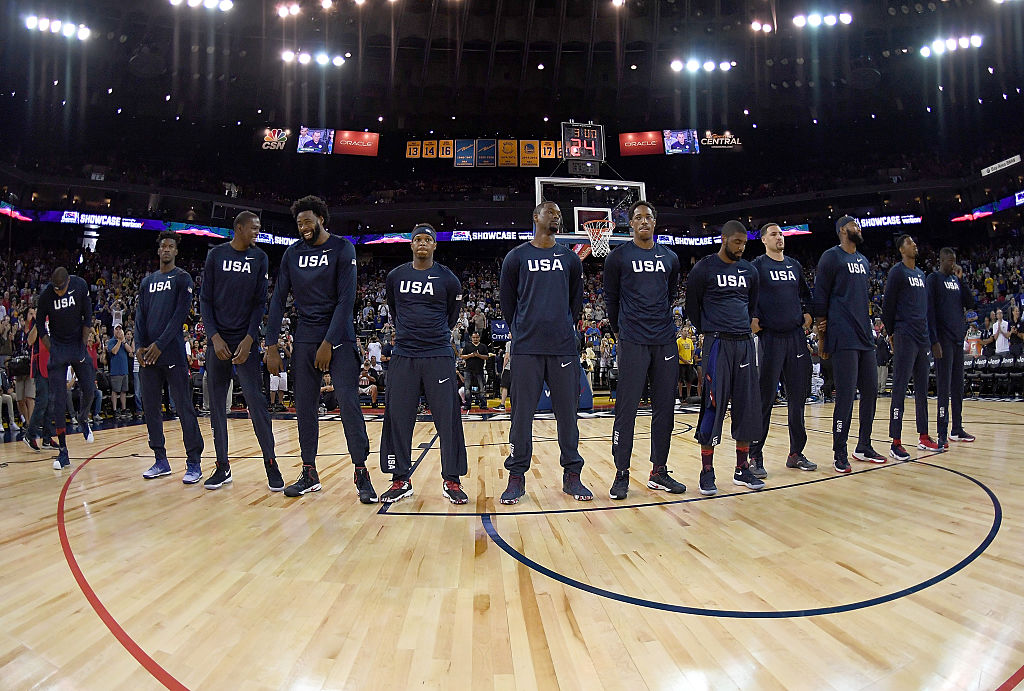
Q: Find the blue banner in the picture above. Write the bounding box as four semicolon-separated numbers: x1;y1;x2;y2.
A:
454;139;476;167
491;320;511;342
475;139;496;167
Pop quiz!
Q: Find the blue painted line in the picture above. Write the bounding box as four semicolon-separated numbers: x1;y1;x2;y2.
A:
376;433;439;515
479;457;1002;618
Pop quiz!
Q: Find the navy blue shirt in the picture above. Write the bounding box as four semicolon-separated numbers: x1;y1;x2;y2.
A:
603;242;680;345
685;254;759;335
386;262;462;358
135;267;194;366
751;255;811;333
36;276;92;345
883;262;931;346
812;246;874;352
107;337;129;376
499;242;583;356
927;272;973;345
200;242;269;345
266;234;357;345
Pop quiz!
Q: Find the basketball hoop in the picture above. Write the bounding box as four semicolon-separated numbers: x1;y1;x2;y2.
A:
582;219;615;257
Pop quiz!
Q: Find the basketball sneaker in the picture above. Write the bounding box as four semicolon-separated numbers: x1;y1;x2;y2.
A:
749;455;767;479
81;421;94;443
42;437;58;449
917;434;941;451
699;469;717;495
23;434;40;452
381;479;414;504
203;463;232;490
888;443;911;461
833;456;852;474
648;466;687;493
733;467;766;490
143;457;172;479
182;464;203;485
786;453;817;471
52;448;70;470
609;470;630;500
949;429;975;442
442;480;469;505
937;437;949;450
500;474;526;504
353;466;377;503
285;465;322;497
265;459;285;492
853;447;887;463
562;472;593;501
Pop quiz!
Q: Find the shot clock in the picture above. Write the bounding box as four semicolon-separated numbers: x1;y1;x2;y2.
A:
561;122;606;162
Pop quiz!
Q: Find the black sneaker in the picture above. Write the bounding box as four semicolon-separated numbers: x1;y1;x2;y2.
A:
42;437;58;449
949;429;975;442
23;434;40;452
699;469;717;496
648;465;686;493
888;443;911;461
853;447;887;463
834;456;852;474
562;471;593;501
442;480;469;505
204;463;233;490
609;470;630;500
733;466;766;490
786;453;817;471
381;479;414;504
749;455;767;479
500;474;526;505
353;466;378;504
265;459;285;492
284;466;321;497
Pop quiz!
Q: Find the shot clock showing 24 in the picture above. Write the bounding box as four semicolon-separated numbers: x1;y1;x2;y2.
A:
561;122;606;162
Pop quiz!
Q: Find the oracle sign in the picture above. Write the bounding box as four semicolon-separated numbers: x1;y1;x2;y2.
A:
618;131;664;156
334;130;380;157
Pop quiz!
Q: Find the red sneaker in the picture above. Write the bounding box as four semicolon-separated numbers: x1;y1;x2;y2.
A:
917;435;940;451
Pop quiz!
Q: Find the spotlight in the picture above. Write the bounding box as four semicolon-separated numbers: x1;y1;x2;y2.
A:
289;3;300;15
920;46;931;57
165;94;171;101
344;52;352;58
188;0;202;6
537;63;544;70
50;20;62;33
62;22;76;37
377;115;384;122
169;0;183;4
839;12;852;23
298;52;311;64
670;59;683;72
793;14;807;27
762;23;772;32
203;0;218;8
719;61;731;71
808;13;822;26
37;17;49;31
686;59;699;72
316;52;329;65
751;20;762;31
946;38;956;51
703;60;716;71
970;35;982;47
277;5;289;17
743;108;749;114
824;14;837;25
958;37;969;48
612;0;625;6
332;55;344;66
25;15;37;29
932;39;945;54
219;0;233;10
322;0;333;7
630;63;637;70
282;49;295;62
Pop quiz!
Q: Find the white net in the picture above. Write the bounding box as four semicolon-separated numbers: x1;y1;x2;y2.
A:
583;220;615;257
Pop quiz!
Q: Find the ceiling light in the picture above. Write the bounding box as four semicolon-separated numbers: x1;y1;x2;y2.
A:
37;17;49;31
219;0;233;10
50;20;62;33
629;63;637;70
719;61;731;71
537;63;544;70
316;52;329;65
839;12;852;23
377;115;384;122
958;37;969;48
762;23;772;32
169;0;183;4
322;0;333;7
77;25;90;40
970;35;982;47
670;59;683;72
277;5;289;17
703;60;716;71
920;46;931;57
165;94;171;101
282;50;295;62
289;3;301;15
686;59;700;72
751;20;762;31
344;52;352;58
298;52;311;64
793;15;807;27
332;55;344;66
25;15;37;29
932;39;945;54
188;0;203;6
203;0;218;8
946;38;957;51
62;22;76;37
743;108;749;115
612;0;625;6
823;14;837;25
808;13;822;26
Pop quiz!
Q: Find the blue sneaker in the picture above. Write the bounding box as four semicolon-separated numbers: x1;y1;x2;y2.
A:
52;448;71;470
143;458;172;479
182;464;203;485
82;421;94;443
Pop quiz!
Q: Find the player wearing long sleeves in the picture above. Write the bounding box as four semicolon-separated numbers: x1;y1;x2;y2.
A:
603;201;686;500
749;223;817;476
136;232;205;484
36;267;95;468
377;224;469;504
199;211;282;492
811;215;884;472
685;220;765;496
264;195;375;501
927;247;976;447
498;201;591;504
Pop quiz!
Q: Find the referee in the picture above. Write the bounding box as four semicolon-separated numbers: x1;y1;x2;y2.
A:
378;224;469;505
685;220;765;495
603;201;686;499
749;223;816;475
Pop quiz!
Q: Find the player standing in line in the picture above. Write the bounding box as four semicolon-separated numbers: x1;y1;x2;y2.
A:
748;223;817;476
603;201;686;500
882;234;942;459
812;216;886;472
498;201;591;504
685;220;765;495
199;211;283;491
265;196;376;501
378;224;469;504
35;267;95;469
136;232;205;483
927;248;976;447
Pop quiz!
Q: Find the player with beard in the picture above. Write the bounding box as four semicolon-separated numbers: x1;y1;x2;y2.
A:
265;196;375;501
685;220;765;495
603;201;685;500
812;216;885;472
200;211;283;491
883;235;942;459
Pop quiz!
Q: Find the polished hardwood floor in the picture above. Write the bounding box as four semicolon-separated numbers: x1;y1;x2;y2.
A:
1;399;1022;690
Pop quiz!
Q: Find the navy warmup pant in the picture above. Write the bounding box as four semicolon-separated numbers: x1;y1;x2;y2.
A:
830;348;877;455
504;353;585;475
292;341;369;469
379;355;467;481
934;339;965;440
888;334;931;439
206;338;276;465
139;363;204;465
695;336;761;447
48;340;95;433
751;328;811;458
612;341;678;470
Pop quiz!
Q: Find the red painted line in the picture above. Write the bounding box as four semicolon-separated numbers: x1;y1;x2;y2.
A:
998;664;1024;690
57;437;190;691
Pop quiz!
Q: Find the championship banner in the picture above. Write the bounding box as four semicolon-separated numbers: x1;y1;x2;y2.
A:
438;140;454;158
422;140;438;159
454;139;476;167
498;139;518;167
476;139;497;167
520;140;540;167
405;141;422;158
257;127;291;151
334;130;379;157
540;140;557;159
618;131;663;156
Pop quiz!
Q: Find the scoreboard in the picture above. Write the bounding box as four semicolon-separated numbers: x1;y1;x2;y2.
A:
561;122;606;162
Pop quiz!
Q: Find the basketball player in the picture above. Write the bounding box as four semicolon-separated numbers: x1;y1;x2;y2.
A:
603;201;686;499
883;234;941;459
749;223;816;475
265;196;375;501
685;220;765;495
498;201;591;504
378;224;468;504
199;211;283;491
136;232;205;483
812;216;885;472
35;267;95;469
927;248;976;447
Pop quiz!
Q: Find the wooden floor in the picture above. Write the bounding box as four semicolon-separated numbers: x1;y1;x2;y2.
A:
1;400;1023;690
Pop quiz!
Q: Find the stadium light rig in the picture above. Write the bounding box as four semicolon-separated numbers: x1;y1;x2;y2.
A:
673;58;735;73
750;20;773;32
170;0;232;9
793;12;851;27
25;16;92;39
920;35;982;56
282;49;345;66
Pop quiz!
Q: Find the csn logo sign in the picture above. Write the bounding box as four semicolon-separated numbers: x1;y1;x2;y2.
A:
262;128;291;151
